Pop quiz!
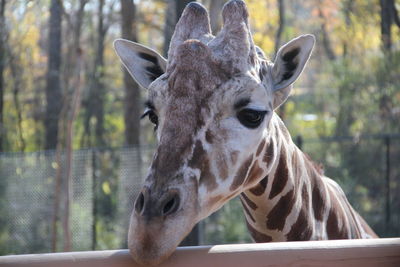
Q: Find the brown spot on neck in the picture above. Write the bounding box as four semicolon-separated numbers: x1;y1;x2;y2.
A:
244;160;264;186
248;175;268;196
269;148;289;199
263;140;274;164
301;182;309;205
331;186;365;239
286;207;313;241
326;190;350;239
286;184;313;241
326;209;349;239
246;221;272;243
266;188;295;231
230;155;253;191
240;198;256;223
240;193;258;210
312;179;326;221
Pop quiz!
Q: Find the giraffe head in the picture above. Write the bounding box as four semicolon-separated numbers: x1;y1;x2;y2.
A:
114;0;314;265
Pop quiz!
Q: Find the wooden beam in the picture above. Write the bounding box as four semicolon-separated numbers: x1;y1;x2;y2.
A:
1;238;399;267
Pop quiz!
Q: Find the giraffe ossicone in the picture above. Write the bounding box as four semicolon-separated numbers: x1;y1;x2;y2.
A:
114;0;377;265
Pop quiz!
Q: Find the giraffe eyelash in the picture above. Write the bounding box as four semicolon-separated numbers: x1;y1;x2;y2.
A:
140;109;152;119
141;108;159;131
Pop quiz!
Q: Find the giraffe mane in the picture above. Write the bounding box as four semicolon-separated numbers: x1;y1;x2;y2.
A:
303;152;325;175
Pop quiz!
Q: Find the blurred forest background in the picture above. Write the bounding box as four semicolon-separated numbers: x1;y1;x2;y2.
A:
0;0;399;256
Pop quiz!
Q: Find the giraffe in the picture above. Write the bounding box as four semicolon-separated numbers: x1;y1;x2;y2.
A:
114;0;378;265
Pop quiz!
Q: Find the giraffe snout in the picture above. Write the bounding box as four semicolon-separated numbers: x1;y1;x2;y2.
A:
134;188;181;219
128;182;198;265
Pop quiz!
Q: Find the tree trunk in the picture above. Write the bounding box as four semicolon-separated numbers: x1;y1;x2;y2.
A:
52;0;87;252
121;0;141;146
94;0;106;147
62;49;84;252
380;0;392;52
0;1;28;151
45;0;63;150
8;48;26;151
63;0;87;95
275;0;287;120
81;0;114;148
274;0;285;57
176;0;192;22
378;0;399;132
0;0;5;152
380;0;400;52
342;0;354;57
163;0;193;57
209;0;225;34
83;0;108;148
317;2;336;61
335;0;354;138
163;0;176;57
62;0;87;251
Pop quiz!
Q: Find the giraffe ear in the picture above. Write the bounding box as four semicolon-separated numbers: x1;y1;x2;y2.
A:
271;34;315;109
114;39;167;89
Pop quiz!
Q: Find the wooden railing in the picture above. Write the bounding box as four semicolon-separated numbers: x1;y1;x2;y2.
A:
1;238;399;267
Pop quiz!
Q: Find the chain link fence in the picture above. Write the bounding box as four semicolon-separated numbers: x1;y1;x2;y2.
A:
0;147;153;255
0;134;399;255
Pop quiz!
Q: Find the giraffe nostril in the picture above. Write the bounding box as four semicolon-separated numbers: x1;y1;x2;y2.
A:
162;193;180;216
134;192;145;215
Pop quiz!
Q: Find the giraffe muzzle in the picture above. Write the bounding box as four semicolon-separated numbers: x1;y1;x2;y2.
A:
128;183;198;266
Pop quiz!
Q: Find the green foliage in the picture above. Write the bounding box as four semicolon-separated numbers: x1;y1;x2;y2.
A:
203;197;252;245
95;220;123;250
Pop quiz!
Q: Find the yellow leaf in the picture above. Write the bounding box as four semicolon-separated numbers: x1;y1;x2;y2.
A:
52;162;58;169
102;181;111;195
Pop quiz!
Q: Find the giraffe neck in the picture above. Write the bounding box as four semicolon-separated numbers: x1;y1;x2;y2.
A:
239;114;377;242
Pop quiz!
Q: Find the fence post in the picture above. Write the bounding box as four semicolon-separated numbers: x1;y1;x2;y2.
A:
91;149;97;251
384;136;391;227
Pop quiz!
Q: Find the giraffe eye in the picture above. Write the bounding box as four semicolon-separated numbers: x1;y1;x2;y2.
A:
237;108;268;129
